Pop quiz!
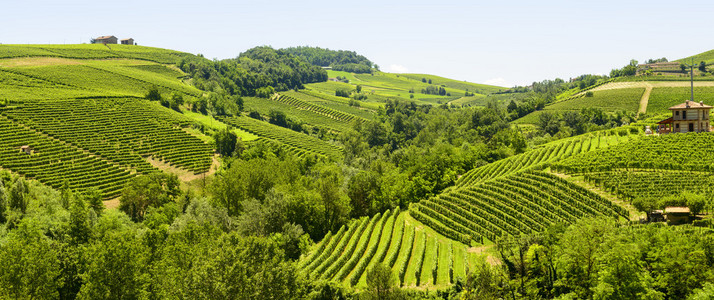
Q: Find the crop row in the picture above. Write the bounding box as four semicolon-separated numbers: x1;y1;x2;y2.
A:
0;98;212;174
299;209;472;288
457;130;636;187
0;44;192;64
218;115;343;159
583;169;714;200
272;93;359;122
552;132;714;174
413;171;627;243
0;117;133;198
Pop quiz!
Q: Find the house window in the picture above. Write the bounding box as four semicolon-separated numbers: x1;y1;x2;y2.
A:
689;123;694;132
676;124;680;129
676;111;680;116
683;111;687;119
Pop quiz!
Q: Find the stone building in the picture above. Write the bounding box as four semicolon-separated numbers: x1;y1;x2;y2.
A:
120;38;134;45
94;35;118;44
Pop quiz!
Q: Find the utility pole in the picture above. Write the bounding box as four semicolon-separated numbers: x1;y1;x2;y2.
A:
683;58;695;101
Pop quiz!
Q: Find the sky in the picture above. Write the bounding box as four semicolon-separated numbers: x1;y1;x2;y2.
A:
2;0;714;87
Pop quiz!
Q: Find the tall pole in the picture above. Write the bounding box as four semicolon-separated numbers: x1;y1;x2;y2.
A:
691;58;694;101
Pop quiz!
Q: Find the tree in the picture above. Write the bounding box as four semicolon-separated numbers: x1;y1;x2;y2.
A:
145;86;162;101
214;128;238;157
68;194;92;244
0;180;6;223
364;263;401;300
78;231;149;299
85;187;104;216
119;173;180;221
8;178;28;214
356;85;362;93
0;222;63;299
699;61;707;73
170;92;184;111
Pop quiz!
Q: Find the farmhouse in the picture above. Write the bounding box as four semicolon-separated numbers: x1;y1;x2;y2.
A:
656;100;711;134
121;38;134;45
93;35;118;44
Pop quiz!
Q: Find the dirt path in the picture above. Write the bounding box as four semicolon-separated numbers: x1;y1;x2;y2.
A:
146;154;220;182
637;83;653;117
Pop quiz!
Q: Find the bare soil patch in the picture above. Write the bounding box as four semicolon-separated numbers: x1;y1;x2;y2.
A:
0;57;84;67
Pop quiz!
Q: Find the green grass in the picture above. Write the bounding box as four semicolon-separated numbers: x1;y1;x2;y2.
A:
181;110;258;141
396;73;506;94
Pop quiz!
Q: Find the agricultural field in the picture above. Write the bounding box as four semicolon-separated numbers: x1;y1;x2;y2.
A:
0;116;134;198
243;96;352;133
647;86;714;114
583;169;714;201
0;44;194;64
218;115;343;160
456;129;638;188
413;171;629;243
299;209;483;288
307;70;503;107
0;98;213;174
545;88;644;113
552;132;714;173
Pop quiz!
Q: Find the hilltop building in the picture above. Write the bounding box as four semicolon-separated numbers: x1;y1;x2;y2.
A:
637;62;682;75
93;35;117;44
656;100;711;134
120;38;134;45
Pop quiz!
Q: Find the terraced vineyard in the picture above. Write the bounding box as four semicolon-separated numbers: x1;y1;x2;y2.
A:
583;169;714;200
544;88;644;113
552;132;714;174
0;117;133;198
243;97;351;133
271;93;360;123
456;130;638;188
414;171;628;243
300;209;478;288
0;98;213;174
218;115;343;159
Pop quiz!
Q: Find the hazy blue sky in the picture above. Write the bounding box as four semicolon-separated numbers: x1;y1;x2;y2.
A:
2;0;713;87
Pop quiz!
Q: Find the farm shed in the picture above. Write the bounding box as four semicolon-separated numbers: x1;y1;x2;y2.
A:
20;145;32;155
94;35;118;44
664;206;691;225
120;38;134;45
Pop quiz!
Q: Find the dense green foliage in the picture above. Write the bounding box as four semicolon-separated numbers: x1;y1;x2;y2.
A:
178;46;327;96
283;46;375;73
455;219;714;300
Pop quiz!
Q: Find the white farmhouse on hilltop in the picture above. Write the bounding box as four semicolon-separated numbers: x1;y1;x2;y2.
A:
657;100;712;134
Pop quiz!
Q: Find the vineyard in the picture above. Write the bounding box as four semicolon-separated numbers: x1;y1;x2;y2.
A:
299;209;479;288
552;132;714;174
413;171;628;243
0;98;213;174
544;88;644;113
646;86;714;114
218;115;343;159
243;96;351;133
583;169;714;201
0;44;194;64
0;116;133;198
270;93;360;123
456;130;638;188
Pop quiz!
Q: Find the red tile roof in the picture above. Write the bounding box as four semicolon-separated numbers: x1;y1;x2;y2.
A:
95;36;116;40
669;100;713;110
